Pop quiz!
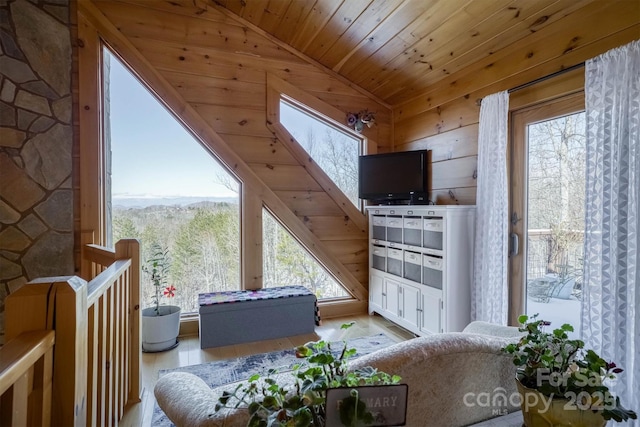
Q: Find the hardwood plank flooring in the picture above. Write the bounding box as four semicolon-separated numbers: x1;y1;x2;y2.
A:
119;313;415;427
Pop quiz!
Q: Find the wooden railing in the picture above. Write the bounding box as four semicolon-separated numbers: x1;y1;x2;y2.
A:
0;330;55;426
1;239;141;427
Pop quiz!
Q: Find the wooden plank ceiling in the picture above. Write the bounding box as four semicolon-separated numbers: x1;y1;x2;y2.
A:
213;0;603;106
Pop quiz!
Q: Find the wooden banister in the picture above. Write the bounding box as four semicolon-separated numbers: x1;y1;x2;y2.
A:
0;330;55;394
87;259;131;307
84;243;117;267
0;330;55;427
4;239;141;427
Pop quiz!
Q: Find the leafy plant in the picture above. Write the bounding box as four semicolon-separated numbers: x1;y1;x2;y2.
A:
142;243;175;315
503;314;637;422
215;322;401;426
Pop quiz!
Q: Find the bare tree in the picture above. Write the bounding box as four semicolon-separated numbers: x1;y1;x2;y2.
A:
527;112;586;279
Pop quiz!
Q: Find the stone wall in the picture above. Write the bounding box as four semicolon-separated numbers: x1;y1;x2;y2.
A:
0;0;74;343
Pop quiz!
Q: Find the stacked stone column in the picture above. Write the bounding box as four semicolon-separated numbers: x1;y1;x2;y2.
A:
0;0;74;343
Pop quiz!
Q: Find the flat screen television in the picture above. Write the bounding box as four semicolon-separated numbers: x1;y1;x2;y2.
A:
358;150;430;204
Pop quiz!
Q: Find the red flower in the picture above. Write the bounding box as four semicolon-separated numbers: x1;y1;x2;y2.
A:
164;285;176;298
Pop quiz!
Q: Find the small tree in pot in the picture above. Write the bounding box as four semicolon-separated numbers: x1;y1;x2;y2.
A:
141;243;180;352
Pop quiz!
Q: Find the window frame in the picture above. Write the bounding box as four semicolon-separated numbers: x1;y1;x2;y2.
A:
77;7;371;321
279;97;363;210
266;74;369;223
509;91;585;325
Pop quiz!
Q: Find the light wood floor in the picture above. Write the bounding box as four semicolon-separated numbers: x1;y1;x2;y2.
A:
119;313;416;427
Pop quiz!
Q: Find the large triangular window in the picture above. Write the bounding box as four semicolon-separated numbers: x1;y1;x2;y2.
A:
104;49;241;314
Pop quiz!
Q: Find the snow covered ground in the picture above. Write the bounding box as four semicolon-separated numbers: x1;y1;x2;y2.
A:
526;296;582;339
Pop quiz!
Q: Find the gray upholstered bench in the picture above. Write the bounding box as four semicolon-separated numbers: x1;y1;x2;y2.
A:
198;285;318;348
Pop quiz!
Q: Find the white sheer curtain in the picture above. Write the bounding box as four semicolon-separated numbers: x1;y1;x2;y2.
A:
472;91;510;324
581;40;639;420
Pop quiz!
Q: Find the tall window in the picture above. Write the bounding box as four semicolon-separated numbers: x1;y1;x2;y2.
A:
105;49;241;314
280;100;361;207
510;93;585;337
263;209;349;300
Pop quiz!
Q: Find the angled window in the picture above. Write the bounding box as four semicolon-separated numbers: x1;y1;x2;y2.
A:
280;99;361;207
104;49;241;314
263;208;349;300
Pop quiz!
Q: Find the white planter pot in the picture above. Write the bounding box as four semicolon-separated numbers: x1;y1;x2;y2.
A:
141;305;181;352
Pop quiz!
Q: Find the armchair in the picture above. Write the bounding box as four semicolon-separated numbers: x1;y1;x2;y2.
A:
154;321;522;427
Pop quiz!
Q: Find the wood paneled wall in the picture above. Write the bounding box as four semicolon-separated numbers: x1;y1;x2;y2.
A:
82;0;393;315
394;1;639;205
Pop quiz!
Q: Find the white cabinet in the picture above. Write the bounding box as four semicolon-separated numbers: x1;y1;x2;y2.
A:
369;273;384;312
367;205;475;335
384;278;401;317
420;286;443;334
400;282;421;331
369;271;422;332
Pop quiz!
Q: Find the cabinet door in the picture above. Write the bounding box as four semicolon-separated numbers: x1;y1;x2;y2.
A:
369;273;384;314
400;283;420;331
420;287;442;334
384;278;401;317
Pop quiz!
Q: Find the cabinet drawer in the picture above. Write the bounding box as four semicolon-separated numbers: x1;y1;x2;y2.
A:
372;215;386;240
403;217;421;246
386;216;403;243
403;251;421;283
423;218;444;250
386;248;403;277
422;255;443;290
371;245;386;271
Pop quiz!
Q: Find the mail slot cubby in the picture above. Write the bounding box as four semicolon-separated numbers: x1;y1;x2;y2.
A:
386;247;403;277
423;218;444;251
372;215;386;240
403;250;421;283
403;216;422;247
422;254;443;290
371;244;386;271
386;216;403;243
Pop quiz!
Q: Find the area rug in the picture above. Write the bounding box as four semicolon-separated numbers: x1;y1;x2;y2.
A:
151;333;397;426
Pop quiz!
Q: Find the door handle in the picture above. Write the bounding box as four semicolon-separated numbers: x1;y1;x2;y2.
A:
509;233;519;257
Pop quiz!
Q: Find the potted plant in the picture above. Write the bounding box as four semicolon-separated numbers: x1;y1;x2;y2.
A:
503;314;637;426
141;243;180;352
215;322;403;426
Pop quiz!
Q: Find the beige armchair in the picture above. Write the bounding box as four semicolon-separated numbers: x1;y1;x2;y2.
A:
155;321;522;427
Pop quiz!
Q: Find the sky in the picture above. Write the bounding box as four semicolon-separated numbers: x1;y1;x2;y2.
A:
108;51;237;199
107;50;359;202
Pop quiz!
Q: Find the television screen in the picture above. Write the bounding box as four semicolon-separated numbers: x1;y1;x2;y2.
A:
358;150;429;204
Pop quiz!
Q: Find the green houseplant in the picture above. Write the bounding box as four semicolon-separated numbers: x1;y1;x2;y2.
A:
215;322;402;427
141;243;180;352
503;314;636;426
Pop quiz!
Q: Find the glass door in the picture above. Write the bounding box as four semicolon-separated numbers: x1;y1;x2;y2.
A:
509;93;585;337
